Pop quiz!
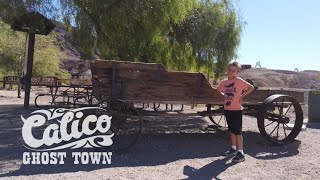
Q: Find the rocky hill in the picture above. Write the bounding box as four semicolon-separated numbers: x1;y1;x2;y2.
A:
240;68;320;90
52;21;91;76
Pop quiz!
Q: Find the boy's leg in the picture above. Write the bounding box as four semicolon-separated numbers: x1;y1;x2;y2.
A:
233;134;245;162
225;110;234;148
236;135;244;154
224;110;237;156
232;110;243;153
232;110;245;162
225;133;237;156
230;133;237;149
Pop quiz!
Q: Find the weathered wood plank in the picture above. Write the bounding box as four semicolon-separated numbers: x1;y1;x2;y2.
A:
91;60;166;71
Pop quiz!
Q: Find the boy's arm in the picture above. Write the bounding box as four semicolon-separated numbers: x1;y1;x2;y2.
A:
217;82;225;95
240;81;255;102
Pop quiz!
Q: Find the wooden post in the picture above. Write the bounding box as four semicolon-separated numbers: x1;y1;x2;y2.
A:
23;33;35;109
11;12;56;109
111;62;116;98
17;55;22;98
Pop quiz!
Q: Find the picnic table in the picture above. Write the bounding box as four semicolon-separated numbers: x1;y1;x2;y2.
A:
35;84;94;107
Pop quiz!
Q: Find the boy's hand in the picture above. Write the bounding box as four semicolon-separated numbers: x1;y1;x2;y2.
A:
240;84;255;102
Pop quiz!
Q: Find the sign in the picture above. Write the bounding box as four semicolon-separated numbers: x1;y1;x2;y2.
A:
308;91;320;122
3;76;20;85
3;76;58;86
21;107;114;165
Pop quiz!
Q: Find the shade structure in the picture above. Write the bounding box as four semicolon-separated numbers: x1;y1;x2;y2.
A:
11;11;55;35
11;11;55;109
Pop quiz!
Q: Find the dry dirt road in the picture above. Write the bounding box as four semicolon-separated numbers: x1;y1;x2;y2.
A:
0;90;320;180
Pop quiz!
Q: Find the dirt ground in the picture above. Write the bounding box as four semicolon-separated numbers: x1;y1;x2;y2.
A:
0;89;320;180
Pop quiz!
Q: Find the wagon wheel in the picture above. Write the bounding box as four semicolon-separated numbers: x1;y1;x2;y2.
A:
35;94;50;107
73;95;100;108
206;104;227;128
73;96;87;108
105;99;142;152
88;95;100;107
257;94;303;145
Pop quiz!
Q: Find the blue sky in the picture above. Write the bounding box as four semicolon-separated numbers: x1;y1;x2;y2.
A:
236;0;320;71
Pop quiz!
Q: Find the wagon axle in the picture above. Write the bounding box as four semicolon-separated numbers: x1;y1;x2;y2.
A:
266;113;290;124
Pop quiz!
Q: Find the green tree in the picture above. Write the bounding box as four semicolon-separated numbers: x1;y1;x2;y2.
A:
62;0;243;78
0;0;243;79
171;1;243;77
0;19;25;78
63;0;197;62
0;19;69;79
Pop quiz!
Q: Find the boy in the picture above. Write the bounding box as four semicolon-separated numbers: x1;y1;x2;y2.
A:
217;62;254;162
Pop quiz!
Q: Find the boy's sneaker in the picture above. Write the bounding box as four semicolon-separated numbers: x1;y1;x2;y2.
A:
224;148;237;156
232;152;245;163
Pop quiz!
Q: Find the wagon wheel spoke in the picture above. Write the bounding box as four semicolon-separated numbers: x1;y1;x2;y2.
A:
284;123;290;129
284;104;293;116
265;121;275;128
276;122;280;138
282;123;287;138
218;115;223;124
211;117;221;127
217;115;227;127
269;123;279;136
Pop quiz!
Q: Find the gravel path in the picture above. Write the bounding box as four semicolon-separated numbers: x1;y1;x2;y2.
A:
0;90;319;180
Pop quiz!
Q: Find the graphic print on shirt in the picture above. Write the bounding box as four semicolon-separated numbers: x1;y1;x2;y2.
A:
224;82;237;106
224;82;235;88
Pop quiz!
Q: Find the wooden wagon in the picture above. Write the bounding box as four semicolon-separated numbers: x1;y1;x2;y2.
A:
90;60;306;150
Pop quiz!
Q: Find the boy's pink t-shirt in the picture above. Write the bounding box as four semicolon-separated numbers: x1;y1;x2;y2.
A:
217;77;251;110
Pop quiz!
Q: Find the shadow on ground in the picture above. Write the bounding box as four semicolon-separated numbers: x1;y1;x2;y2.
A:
182;156;235;180
0;105;301;179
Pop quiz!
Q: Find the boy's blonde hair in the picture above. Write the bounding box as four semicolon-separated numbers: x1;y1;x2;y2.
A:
228;61;241;72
